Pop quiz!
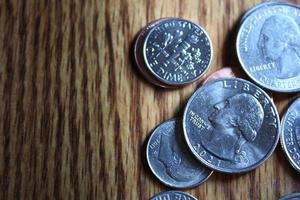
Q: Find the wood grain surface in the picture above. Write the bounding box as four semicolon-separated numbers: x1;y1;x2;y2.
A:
0;0;300;199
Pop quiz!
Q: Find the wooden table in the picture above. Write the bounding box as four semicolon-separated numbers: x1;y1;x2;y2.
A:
0;0;300;199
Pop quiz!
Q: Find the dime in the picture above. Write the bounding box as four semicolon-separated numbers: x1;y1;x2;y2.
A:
134;18;175;88
280;97;300;173
183;78;280;173
150;191;197;200
143;18;213;86
279;193;300;200
236;2;300;92
146;119;213;188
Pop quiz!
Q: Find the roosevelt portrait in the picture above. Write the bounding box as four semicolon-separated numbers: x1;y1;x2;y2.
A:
257;14;300;79
157;131;202;182
202;93;264;164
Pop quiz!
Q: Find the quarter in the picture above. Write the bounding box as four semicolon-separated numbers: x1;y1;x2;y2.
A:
183;78;280;173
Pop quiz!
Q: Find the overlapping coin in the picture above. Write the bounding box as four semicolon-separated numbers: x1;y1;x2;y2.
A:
150;191;197;200
134;18;213;87
146;119;213;188
202;67;239;84
236;2;300;92
183;78;280;173
281;97;300;173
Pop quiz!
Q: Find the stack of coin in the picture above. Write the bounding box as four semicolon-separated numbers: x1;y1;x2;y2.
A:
134;18;213;88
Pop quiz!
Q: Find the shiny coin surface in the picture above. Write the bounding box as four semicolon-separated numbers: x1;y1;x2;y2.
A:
134;18;175;88
183;78;280;173
281;97;300;173
146;119;213;188
143;18;213;86
237;3;300;92
150;191;197;200
279;193;300;200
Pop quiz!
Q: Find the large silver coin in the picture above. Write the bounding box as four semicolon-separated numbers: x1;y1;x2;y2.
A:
146;119;213;188
183;78;280;173
150;191;197;200
281;97;300;173
143;18;212;86
279;193;300;200
237;3;300;92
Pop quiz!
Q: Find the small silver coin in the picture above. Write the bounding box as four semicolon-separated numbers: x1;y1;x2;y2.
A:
183;78;280;173
146;119;213;188
150;191;198;200
236;2;300;92
134;18;176;88
143;18;213;86
281;97;300;173
279;193;300;200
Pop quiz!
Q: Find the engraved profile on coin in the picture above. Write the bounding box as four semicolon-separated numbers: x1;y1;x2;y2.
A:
146;119;212;188
157;131;201;182
202;93;264;164
258;14;300;79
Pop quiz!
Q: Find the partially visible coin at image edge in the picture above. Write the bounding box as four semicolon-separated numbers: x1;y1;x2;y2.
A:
280;97;300;173
150;191;198;200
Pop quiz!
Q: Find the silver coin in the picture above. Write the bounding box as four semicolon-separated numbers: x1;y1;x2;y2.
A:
279;193;300;200
236;2;300;92
150;191;197;200
281;97;300;173
183;78;280;173
143;18;213;85
146;119;213;188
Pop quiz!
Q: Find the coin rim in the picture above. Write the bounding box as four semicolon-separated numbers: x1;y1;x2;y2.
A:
236;2;300;93
146;118;213;189
278;192;300;200
149;190;198;200
183;77;280;173
143;18;213;85
280;96;300;173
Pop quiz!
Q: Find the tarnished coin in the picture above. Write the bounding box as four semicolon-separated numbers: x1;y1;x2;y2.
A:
279;193;300;200
146;119;213;188
183;78;280;173
236;2;300;92
281;97;300;173
202;67;239;84
150;191;197;200
143;18;213;86
134;18;176;88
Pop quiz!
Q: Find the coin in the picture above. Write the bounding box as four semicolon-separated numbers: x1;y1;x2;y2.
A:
150;191;197;200
280;97;300;173
134;18;175;88
202;67;239;84
143;18;213;86
183;78;280;173
279;193;300;200
146;119;213;188
236;2;300;92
